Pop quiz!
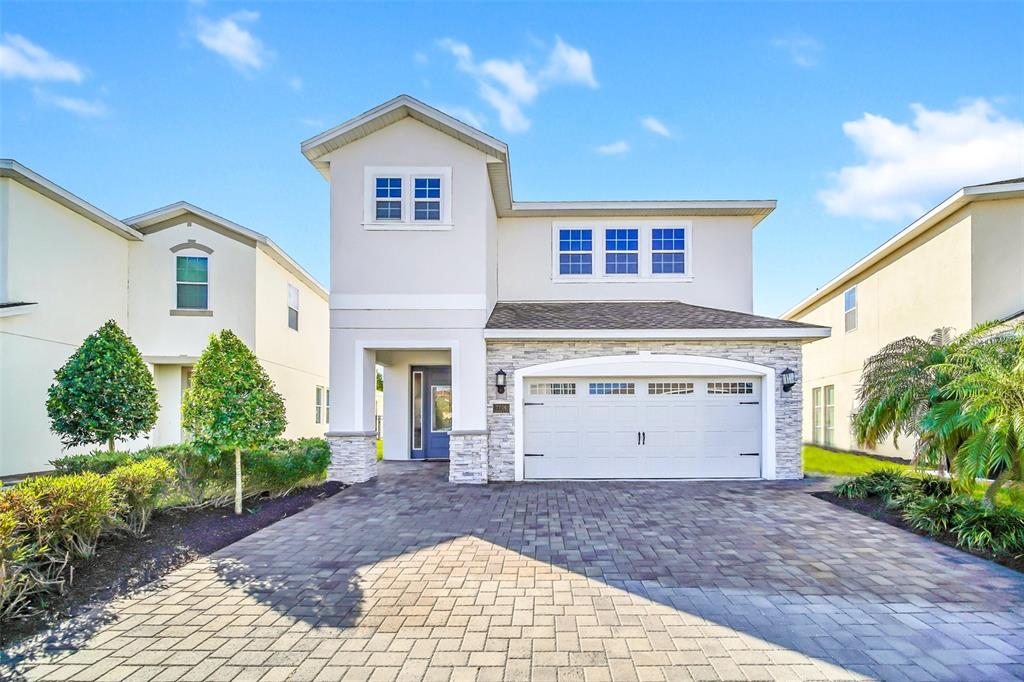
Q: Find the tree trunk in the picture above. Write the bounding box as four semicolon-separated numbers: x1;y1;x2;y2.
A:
234;447;242;515
982;466;1014;509
108;437;115;453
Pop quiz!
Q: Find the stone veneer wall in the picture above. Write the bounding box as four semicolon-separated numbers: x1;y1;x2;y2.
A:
485;340;804;482
449;432;488;484
326;432;378;484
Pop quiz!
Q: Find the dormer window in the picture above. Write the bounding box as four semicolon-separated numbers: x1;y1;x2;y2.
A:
375;177;403;220
414;177;441;221
363;167;452;229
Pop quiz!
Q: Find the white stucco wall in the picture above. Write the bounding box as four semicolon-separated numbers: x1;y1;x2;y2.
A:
971;198;1024;325
1;179;131;476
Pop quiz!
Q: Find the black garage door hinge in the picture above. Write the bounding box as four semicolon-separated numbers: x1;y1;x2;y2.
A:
739;401;760;405
739;452;760;457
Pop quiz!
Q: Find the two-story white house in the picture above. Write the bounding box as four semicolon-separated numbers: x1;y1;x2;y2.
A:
0;160;330;477
303;96;829;484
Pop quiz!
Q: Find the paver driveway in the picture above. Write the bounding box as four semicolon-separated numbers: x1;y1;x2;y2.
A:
5;462;1024;682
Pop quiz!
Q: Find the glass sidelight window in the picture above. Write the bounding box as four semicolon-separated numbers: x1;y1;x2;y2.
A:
824;385;836;446
411;371;423;450
432;386;452;432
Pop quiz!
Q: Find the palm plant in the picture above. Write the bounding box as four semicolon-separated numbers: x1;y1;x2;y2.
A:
928;323;1024;508
852;323;1000;472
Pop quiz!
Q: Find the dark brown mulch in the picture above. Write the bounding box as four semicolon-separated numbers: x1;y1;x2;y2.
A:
814;490;1024;574
1;482;345;647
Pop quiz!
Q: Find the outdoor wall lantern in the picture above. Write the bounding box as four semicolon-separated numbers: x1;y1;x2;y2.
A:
495;369;507;394
781;368;797;393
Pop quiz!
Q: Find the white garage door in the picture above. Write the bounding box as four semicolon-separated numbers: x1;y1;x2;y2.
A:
524;376;762;479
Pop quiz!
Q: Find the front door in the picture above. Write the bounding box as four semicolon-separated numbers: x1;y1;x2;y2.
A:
410;366;451;459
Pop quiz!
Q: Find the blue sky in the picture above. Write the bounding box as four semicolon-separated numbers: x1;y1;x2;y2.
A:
2;2;1022;315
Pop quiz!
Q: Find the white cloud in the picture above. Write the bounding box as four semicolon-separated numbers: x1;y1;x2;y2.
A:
596;140;630;156
413;51;429;66
0;34;85;82
641;116;671;138
32;87;107;117
771;35;822;68
819;99;1024;221
300;117;325;128
195;10;271;74
438;35;597;133
287;75;302;92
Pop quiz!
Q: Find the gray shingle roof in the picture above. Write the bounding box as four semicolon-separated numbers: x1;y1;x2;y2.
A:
486;301;825;330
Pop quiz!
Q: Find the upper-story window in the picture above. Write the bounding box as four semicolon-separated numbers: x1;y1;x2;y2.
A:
651;228;685;275
364;167;452;229
374;177;403;220
604;228;639;275
414;177;441;221
552;221;692;281
844;286;857;332
558;228;593;275
287;284;299;331
176;255;209;309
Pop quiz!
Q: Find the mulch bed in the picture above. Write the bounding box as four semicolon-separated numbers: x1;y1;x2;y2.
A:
1;481;346;647
814;490;1024;574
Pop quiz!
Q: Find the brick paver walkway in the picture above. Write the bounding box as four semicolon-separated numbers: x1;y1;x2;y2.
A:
5;462;1024;681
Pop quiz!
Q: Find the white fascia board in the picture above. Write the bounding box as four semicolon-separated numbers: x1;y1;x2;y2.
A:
0;159;142;241
483;327;831;340
331;294;487;310
782;181;1024;320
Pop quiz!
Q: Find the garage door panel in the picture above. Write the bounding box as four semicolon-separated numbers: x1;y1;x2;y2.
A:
524;376;762;479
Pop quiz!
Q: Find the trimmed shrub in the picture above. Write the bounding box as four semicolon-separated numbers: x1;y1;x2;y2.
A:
110;458;176;535
833;469;915;502
244;438;330;497
50;449;147;475
1;473;115;560
951;503;1024;554
0;511;65;621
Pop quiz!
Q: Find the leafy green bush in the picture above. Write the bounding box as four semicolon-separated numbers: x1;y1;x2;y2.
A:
902;495;972;535
110;458;176;535
50;449;148;475
244;438;330;497
915;476;953;499
951;503;1024;554
833;469;914;502
0;473;115;560
0;511;66;621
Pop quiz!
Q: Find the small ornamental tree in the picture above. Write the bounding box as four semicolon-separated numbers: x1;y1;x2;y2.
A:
182;330;286;514
47;320;159;452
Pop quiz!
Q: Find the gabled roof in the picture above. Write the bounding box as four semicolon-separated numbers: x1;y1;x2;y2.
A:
301;95;777;224
783;178;1024;320
0;159;143;240
125;202;328;300
484;301;829;340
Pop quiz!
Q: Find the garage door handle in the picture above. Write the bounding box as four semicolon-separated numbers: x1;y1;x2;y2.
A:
524;453;544;457
739;401;759;405
739;452;760;457
525;402;545;406
642;431;646;445
637;431;641;445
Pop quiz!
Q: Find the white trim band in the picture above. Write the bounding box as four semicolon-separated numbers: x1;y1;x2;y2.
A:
331;294;488;310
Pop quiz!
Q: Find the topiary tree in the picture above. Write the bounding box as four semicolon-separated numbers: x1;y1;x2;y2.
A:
47;320;159;453
182;329;286;514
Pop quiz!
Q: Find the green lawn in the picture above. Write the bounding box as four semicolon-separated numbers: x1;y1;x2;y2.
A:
376;439;383;460
802;445;908;477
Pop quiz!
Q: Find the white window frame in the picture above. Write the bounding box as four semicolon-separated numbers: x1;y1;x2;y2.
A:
812;387;823;445
287;284;299;331
174;252;211;311
315;386;323;424
363;166;453;230
824;385;836;447
844;286;858;333
650;226;687;278
551;220;693;283
412;176;443;223
602;227;640;276
554;227;595;279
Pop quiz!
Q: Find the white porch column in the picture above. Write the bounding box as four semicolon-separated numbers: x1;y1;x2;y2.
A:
449;333;488;484
326;333;377;484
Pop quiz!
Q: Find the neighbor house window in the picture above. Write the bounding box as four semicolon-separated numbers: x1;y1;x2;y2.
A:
651;228;685;275
325;388;330;425
315;386;323;424
558;229;593;275
176;256;209;309
824;385;836;446
374;177;402;220
604;228;639;275
287;284;299;331
812;387;823;445
413;177;441;221
844;286;857;333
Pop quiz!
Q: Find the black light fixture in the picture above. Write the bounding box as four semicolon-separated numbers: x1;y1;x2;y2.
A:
495;369;507;394
781;367;797;393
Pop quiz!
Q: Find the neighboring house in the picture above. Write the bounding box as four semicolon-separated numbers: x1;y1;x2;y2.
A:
783;179;1024;459
302;95;829;484
0;160;329;477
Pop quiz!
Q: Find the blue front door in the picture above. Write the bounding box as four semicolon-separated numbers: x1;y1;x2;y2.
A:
410;366;451;459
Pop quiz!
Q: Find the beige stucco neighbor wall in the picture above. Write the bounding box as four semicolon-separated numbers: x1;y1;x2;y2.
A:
485;340;804;482
790;199;1024;459
0;179;131;476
